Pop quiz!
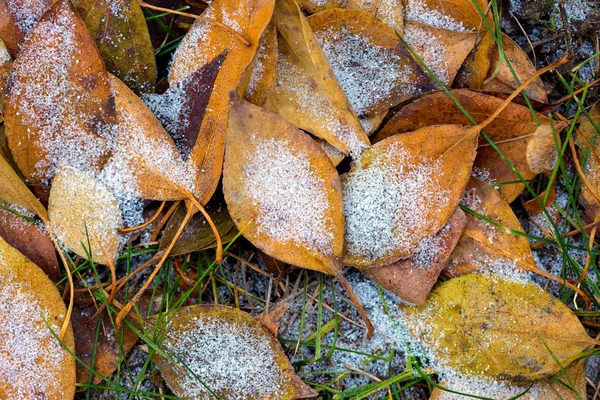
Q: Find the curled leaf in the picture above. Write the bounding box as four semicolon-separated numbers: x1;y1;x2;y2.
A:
0;236;76;398
240;21;278;106
48;166;122;264
153;304;317;399
401;273;593;380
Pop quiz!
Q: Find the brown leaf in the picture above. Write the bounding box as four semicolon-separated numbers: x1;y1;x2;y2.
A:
240;21;278;106
307;9;433;118
0;236;76;399
402;21;478;86
260;250;292;278
255;302;289;337
296;0;343;13
153;304;317;399
0;0;50;56
107;74;193;201
48;166;122;264
482;33;548;104
403;0;493;31
455;31;496;89
343;125;478;268
73;0;157;94
0;151;47;218
4;0;116;184
169;0;275;205
224;96;344;276
72;304;138;385
343;0;403;32
362;208;466;304
445;177;535;277
526;124;560;174
264;0;370;157
576;101;600;216
374;89;551;202
0;205;59;281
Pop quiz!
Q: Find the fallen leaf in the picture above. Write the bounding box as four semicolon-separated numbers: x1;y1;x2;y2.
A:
169;0;275;205
73;0;157;94
240;21;278;106
343;0;403;32
455;31;497;89
0;0;50;55
343;124;478;268
374;89;551;202
361;112;387;136
264;0;370;157
526;124;560;174
153;304;317;399
224;96;344;276
307;9;433;117
362;208;466;304
445;177;535;277
576;101;600;216
296;0;343;13
4;0;116;184
106;74;193;201
0;204;59;281
482;33;548;104
316;138;346;167
0;236;76;399
0;151;47;218
401;273;593;380
0;38;11;121
48;166;122;264
403;0;493;32
255;302;289;337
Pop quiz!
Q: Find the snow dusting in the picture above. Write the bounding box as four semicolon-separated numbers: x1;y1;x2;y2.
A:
404;0;474;32
403;24;450;85
6;0;49;38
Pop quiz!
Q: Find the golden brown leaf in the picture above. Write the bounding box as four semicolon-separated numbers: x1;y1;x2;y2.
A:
73;0;157;94
169;0;275;204
0;151;47;218
307;9;433;117
0;205;59;281
343;124;478;268
153;304;317;399
264;0;370;156
401;273;593;380
455;31;496;89
403;0;492;31
4;0;116;184
445;177;534;277
48;166;122;264
224;96;344;276
343;0;403;32
0;236;76;398
576;101;600;216
255;302;289;337
374;89;551;202
240;21;278;106
362;208;466;304
0;0;50;56
526;124;560;174
297;0;343;13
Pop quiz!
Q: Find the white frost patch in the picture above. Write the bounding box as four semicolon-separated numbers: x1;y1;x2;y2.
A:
403;24;450;85
6;0;49;37
404;0;474;32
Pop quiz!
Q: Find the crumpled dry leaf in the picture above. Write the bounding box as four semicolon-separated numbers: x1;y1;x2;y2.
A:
0;205;59;281
374;89;551;202
401;273;593;380
343;0;403;32
307;9;433;118
224;96;344;276
343;124;478;268
362;208;466;304
0;151;47;218
240;21;278;106
48;166;122;264
264;0;370;157
169;0;275;205
255;302;289;337
0;0;50;56
526;124;560;174
73;0;157;94
153;304;317;399
0;236;76;399
445;177;534;277
4;0;116;184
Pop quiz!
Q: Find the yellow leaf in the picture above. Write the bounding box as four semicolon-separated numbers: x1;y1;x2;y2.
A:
401;273;593;380
403;0;492;32
0;236;76;399
48;166;122;264
0;151;47;218
343;0;403;32
240;21;278;106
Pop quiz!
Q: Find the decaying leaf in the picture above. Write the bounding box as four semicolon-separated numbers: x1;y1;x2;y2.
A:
343;0;403;32
343;124;478;268
362;208;466;304
0;0;50;55
576;101;600;216
106;74;193;201
4;0;116;184
0;236;76;399
153;304;317;399
374;89;551;202
48;166;122;264
224;96;344;276
307;9;433;118
0;151;47;218
526;124;560;174
160;200;237;257
73;0;157;94
72;303;139;385
482;33;548;104
402;21;478;86
240;21;278;106
264;0;370;157
169;0;275;205
445;177;535;277
0;205;59;281
401;273;593;380
455;31;496;90
256;302;289;337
